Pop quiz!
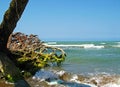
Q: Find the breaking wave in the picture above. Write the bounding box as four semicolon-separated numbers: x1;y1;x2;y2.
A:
47;44;105;49
31;69;120;87
45;41;120;49
112;45;120;48
112;42;120;48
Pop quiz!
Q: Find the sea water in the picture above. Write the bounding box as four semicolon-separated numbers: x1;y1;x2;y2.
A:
32;41;120;87
47;41;120;75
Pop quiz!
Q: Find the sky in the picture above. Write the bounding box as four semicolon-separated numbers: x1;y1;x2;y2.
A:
0;0;120;41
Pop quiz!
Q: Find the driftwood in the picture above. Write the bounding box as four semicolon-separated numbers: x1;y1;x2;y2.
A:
7;32;66;76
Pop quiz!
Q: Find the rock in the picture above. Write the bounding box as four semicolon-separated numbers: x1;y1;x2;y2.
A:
15;80;30;87
59;72;72;81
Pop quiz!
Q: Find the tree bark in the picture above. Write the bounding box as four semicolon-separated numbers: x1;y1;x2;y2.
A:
0;0;28;51
0;0;30;86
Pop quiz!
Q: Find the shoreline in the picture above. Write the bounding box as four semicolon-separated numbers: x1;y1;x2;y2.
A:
1;69;120;87
28;69;120;87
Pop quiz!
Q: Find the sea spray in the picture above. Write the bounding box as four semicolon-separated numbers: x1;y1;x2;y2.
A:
30;41;120;87
32;69;58;81
31;69;120;87
25;68;120;87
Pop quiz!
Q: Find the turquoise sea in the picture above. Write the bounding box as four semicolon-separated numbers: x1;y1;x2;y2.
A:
32;41;120;87
47;41;120;75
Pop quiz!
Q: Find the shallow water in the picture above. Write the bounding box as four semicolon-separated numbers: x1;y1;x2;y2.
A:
50;41;120;75
28;41;120;87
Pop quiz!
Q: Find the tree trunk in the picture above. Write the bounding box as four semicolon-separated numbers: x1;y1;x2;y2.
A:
0;0;28;51
0;0;30;86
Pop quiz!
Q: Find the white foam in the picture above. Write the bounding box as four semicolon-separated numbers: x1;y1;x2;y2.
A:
112;42;120;48
55;70;66;76
32;69;120;87
112;45;120;48
83;83;120;87
83;83;97;87
47;42;57;45
46;81;58;85
83;44;104;49
33;69;58;81
102;83;120;87
47;44;83;47
70;74;78;81
47;44;104;49
100;43;106;44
